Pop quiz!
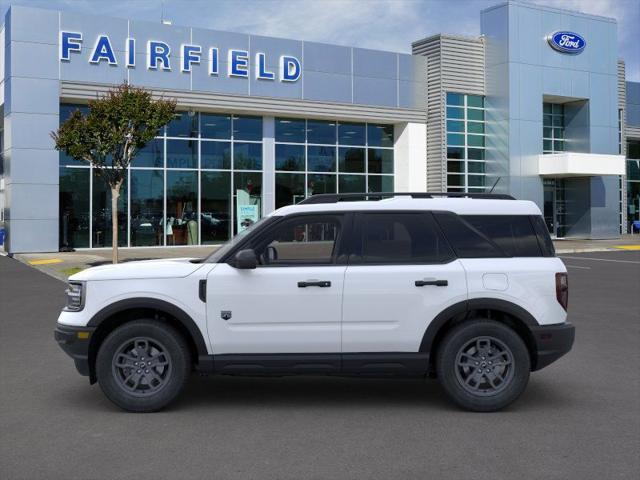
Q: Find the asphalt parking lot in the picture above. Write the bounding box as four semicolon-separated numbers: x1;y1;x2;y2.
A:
1;251;639;480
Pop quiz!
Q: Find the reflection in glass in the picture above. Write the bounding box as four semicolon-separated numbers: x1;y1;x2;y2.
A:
234;172;263;234
92;170;127;247
339;174;366;193
338;147;365;173
276;144;305;171
233;115;262;141
201;113;231;139
167;111;198;138
130;170;164;246
368;175;393;192
446;92;464;106
276;173;305;209
167;171;198;245
275;118;305;143
368;148;394;174
201;141;231;169
234;142;262;170
201;171;231;243
308;145;336;172
133;139;163;168
367;124;394;147
307;174;336;195
338;122;365;146
59;104;90;166
306;120;336;144
59;167;90;248
167;139;197;169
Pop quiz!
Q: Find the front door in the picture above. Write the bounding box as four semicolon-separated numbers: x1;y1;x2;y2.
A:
206;214;347;356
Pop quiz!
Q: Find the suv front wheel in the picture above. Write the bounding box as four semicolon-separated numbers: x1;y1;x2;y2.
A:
436;319;530;412
96;320;191;412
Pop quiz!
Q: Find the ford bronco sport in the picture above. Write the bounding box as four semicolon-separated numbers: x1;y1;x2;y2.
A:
55;192;574;412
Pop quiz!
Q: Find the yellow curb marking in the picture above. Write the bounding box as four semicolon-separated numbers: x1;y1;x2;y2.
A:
613;245;640;251
29;259;63;265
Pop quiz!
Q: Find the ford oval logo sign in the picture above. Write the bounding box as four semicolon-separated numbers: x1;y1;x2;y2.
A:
547;31;586;54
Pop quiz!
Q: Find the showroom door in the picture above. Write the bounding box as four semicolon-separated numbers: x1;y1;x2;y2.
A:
206;214;348;358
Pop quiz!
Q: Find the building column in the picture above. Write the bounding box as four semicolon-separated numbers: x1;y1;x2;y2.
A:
393;122;427;192
262;116;275;215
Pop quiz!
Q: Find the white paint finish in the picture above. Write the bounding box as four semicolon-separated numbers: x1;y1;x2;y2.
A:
274;197;542;217
461;257;567;325
71;258;205;281
482;273;508;291
537;152;626;177
206;263;346;354
341;262;467;352
394;122;427;193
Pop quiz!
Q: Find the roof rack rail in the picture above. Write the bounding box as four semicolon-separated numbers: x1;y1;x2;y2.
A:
298;192;515;205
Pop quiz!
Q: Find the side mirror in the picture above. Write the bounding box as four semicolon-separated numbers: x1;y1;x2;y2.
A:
234;249;257;269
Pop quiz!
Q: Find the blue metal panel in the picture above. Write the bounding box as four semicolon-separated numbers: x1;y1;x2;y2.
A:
8;112;58;150
61;47;128;84
398;54;426;83
518;64;542;121
250;75;302;100
4;149;58;185
191;61;249;95
303;42;351;75
250;34;302;72
8;5;57;45
9;41;58;80
128;20;190;56
353;48;396;80
353;76;396;107
302;71;351;103
6;77;58;115
191;28;249;56
60;11;128;55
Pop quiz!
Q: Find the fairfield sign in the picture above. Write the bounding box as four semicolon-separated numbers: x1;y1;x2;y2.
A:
59;31;302;82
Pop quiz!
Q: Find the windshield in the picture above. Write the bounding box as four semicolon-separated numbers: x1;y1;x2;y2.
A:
203;216;276;263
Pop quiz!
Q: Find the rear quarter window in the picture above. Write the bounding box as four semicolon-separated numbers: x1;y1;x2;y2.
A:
461;215;542;257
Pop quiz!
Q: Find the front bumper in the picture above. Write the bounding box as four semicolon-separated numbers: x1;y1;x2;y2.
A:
530;322;575;371
54;324;95;377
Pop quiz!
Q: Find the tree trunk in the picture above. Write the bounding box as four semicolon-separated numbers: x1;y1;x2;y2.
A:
111;183;122;264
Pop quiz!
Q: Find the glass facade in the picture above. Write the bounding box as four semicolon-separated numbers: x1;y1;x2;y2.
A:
543;103;565;154
274;118;394;209
627;140;640;232
445;93;486;192
58;106;396;248
58;105;263;248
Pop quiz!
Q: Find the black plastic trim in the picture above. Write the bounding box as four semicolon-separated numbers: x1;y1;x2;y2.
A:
86;298;208;356
54;324;96;377
530;322;575;371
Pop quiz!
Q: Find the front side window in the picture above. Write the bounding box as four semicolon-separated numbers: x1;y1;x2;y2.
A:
352;213;454;264
251;215;343;266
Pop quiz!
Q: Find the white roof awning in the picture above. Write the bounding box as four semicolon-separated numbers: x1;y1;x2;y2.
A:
538;152;626;177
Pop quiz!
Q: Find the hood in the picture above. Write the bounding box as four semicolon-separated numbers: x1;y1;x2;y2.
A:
69;258;205;281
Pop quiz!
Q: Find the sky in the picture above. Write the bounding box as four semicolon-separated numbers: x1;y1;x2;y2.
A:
1;0;638;80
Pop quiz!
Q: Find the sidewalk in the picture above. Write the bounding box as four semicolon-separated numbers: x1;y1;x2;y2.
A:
6;235;640;281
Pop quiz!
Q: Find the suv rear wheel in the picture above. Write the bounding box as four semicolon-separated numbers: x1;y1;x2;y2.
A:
96;320;191;412
436;319;530;412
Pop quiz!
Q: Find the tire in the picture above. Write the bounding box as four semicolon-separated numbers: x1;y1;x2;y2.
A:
436;319;530;412
96;320;191;412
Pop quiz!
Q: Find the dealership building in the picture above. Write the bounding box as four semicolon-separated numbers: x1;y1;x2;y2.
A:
1;1;639;252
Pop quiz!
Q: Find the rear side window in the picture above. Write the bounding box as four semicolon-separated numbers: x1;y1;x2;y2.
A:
433;212;505;258
352;213;454;264
461;215;542;257
530;215;556;257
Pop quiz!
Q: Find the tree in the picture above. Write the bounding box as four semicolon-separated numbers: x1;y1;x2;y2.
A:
52;83;176;263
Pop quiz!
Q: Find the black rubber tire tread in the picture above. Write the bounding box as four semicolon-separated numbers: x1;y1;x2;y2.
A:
96;319;191;412
436;319;530;412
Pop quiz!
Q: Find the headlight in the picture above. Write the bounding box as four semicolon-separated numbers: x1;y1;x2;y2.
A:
64;282;85;312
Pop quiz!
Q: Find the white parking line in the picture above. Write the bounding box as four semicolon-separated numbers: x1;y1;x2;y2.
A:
564;265;591;269
559;256;640;265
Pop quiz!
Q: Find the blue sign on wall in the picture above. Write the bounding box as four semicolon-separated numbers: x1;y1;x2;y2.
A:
547;31;586;54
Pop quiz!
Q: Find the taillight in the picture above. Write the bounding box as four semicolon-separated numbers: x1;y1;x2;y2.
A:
556;272;568;311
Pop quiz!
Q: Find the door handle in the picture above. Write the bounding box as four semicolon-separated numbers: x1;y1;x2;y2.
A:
298;280;331;288
415;279;448;287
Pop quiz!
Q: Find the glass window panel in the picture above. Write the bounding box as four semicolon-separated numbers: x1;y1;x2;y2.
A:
275;144;305;171
467;148;485;160
447;133;465;146
467;109;484;121
133;138;163;168
200;113;231;139
368;148;394;174
307;120;336;144
275;118;306;143
368;175;394;193
92;170;127;247
468;162;486;173
447;187;465;193
543;139;553;151
60;103;89;123
233;115;262;141
628;141;640;159
447;147;465;159
166;139;197;169
338;147;365;173
367;124;394;147
627;160;640;181
308;145;336;172
554;140;565;151
552;104;563;115
467;95;484;108
446;92;464;106
467;122;484;134
543;103;552;114
543;127;553;138
447;120;464;133
201;140;231;169
467;175;485;187
543;114;553;126
447;174;464;187
552;115;563;127
554;128;564;139
59;151;86;167
275;173;306;209
59;167;90;249
463;215;542;257
307;174;336;196
130;169;164;247
467;134;485;147
447;161;464;173
166;170;198;245
201;171;231;243
234;172;263;234
167;111;198;138
339;174;366;193
233;142;263;170
338;122;365;146
446;106;464;119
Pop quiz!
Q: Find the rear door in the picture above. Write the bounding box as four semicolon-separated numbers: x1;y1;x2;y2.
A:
341;212;467;357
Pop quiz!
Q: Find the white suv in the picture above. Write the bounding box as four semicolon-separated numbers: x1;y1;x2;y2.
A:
55;193;574;412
